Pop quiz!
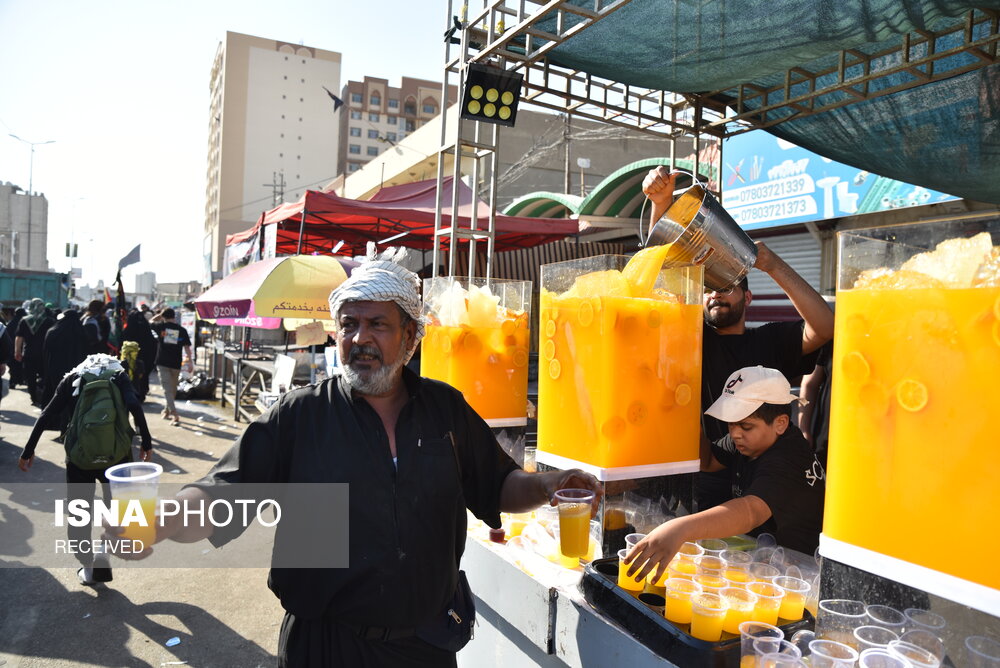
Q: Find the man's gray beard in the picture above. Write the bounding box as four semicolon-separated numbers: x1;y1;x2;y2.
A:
342;340;408;396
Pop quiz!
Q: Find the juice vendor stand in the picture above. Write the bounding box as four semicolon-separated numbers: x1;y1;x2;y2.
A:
436;1;1000;664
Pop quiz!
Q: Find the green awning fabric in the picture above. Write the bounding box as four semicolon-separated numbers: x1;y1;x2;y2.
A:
536;1;1000;203
504;192;583;217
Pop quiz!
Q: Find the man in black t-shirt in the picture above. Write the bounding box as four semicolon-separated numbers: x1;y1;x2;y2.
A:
643;167;834;510
150;308;192;425
623;366;825;580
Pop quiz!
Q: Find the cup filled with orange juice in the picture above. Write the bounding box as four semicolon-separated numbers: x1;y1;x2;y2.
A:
537;255;703;473
748;581;785;626
773;576;810;622
690;592;730;642
721;587;759;635
664;577;702;625
554;488;594;558
421;277;530;422
105;462;162;546
617;548;646;594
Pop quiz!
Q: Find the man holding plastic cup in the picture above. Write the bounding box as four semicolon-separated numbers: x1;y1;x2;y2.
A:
624;366;824;584
141;246;601;668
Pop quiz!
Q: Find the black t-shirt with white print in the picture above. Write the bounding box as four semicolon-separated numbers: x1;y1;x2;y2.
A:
710;424;825;555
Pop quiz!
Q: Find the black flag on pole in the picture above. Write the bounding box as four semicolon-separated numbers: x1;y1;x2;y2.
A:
117;244;141;271
322;86;344;112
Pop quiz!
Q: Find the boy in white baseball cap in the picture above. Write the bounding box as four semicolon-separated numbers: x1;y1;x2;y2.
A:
623;366;825;583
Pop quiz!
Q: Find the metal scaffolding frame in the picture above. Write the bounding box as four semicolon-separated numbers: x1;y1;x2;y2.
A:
432;0;1000;278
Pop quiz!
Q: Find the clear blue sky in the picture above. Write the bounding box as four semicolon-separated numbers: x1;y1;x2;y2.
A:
0;0;449;290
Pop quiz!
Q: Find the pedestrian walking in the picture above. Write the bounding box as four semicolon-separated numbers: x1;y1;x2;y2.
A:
150;308;192;425
15;298;56;406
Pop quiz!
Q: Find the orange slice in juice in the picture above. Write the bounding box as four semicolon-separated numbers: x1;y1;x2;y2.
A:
602;416;626;439
627;401;648;425
647;310;662;328
896;379;928;412
578;301;594;327
463;332;481;353
501;319;516;335
675;384;692;406
544;319;557;338
859;382;890;416
548;359;562;380
542;339;556;361
440;335;452;353
513;349;528;367
841;350;871;385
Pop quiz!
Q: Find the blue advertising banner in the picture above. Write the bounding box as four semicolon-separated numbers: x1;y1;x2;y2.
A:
721;131;960;231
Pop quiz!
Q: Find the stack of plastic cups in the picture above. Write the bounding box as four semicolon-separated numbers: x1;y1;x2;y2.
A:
853;625;900;652
899;629;945;662
858;649;911;668
809;639;860;667
739;621;783;668
904;608;947;635
965;636;1000;667
815;599;867;647
866;604;907;634
886;640;942;668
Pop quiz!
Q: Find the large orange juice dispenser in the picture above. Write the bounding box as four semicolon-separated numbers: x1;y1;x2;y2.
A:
421;277;531;425
536;254;704;480
823;219;1000;617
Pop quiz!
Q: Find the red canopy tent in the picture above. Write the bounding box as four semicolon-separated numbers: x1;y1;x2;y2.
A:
226;176;581;258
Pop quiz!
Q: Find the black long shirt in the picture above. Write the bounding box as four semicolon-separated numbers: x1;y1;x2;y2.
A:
192;367;519;626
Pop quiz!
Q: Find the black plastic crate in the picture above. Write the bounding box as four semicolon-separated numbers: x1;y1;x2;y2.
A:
582;557;814;668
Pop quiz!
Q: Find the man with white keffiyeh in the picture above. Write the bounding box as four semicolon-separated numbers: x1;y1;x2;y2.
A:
152;245;602;667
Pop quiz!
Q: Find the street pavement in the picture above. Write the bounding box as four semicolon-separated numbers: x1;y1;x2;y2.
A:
0;372;284;667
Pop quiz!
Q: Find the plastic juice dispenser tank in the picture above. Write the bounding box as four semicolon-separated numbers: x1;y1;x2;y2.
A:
537;254;704;470
825;224;1000;594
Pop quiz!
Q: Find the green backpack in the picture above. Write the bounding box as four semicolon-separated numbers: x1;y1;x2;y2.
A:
65;370;136;469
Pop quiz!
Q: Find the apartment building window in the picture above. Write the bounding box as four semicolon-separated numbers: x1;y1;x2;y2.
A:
404;102;416;115
368;129;379;139
387;115;397;125
349;144;361;154
405;120;416;132
368;112;379;122
350;93;362;104
349;127;361;137
350;110;362;120
348;163;360;172
423;104;437;114
388;99;399;109
386;132;397;143
370;94;381;106
367;146;379;156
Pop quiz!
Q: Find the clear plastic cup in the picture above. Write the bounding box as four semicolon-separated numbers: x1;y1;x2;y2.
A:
757;654;806;668
617;548;645;593
625;532;646;549
966;635;1000;668
773;576;810;622
903;608;947;633
725;569;756;589
739;621;783;668
694;554;726;576
522;445;537;472
721;586;758;635
748;581;785;626
754;637;801;660
809;639;860;667
678;541;705;559
668;557;697;580
696;538;729;557
816;599;867;646
693;572;727;595
899;629;944;660
690;592;729;642
554;488;594;558
722;548;754;570
105;461;163;546
866;604;906;633
858;648;911;668
887;639;941;668
664;577;702;625
750;562;782;581
853;625;900;652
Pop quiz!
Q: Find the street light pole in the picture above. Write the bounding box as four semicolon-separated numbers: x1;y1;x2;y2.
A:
9;134;55;270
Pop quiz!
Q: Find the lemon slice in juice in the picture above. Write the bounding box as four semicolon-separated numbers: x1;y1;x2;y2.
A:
896;379;928;412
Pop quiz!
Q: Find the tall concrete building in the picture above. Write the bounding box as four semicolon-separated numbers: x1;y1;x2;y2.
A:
204;31;342;280
0;181;49;271
338;76;457;177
